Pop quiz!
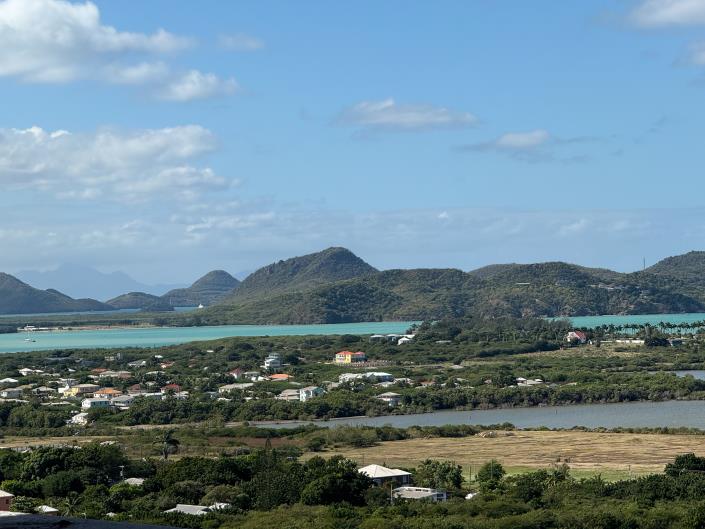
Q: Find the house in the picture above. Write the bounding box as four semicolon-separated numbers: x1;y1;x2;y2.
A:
111;395;134;408
32;386;57;396
128;359;147;368
228;368;243;379
300;386;325;402
339;372;394;384
161;383;181;394
397;337;413;345
164;503;229;516
335;351;367;364
243;370;261;380
393;487;447;502
276;389;301;401
358;464;411;486
0;490;13;511
565;331;587;344
0;378;18;385
58;377;78;387
18;368;43;376
218;383;254;394
65;383;100;397
269;373;292;382
369;334;387;342
81;397;112;409
123;478;145;486
98;370;132;380
94;388;123;398
262;353;283;371
377;392;402;407
68;412;89;426
127;384;146;395
0;388;23;399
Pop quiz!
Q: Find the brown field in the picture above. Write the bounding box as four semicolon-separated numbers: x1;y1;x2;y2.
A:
317;430;705;479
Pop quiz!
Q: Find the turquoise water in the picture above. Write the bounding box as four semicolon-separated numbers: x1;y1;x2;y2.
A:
565;313;705;328
0;321;417;354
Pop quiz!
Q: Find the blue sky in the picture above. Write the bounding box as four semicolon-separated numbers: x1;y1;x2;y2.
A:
3;0;705;283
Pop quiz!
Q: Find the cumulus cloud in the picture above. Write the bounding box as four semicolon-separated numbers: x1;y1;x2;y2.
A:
0;125;232;200
629;0;705;27
158;70;239;101
219;33;265;51
0;0;190;83
0;0;237;101
336;98;477;134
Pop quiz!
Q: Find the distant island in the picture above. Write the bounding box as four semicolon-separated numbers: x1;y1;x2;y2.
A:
5;248;705;323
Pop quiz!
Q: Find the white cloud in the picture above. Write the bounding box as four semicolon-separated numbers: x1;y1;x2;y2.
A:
0;0;238;102
494;129;551;149
0;0;191;83
219;33;265;51
0;125;231;200
629;0;705;27
336;98;477;133
158;70;239;101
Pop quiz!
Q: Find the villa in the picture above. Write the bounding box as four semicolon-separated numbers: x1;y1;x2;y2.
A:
335;351;367;364
358;464;411;486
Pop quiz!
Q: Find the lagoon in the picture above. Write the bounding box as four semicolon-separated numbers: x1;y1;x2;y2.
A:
566;313;705;328
261;400;705;430
0;321;417;354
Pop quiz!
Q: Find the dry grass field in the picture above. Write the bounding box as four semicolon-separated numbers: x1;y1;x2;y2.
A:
318;430;705;479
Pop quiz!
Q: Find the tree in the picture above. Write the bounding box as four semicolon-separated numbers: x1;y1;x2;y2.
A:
156;430;180;460
413;459;463;490
476;460;505;492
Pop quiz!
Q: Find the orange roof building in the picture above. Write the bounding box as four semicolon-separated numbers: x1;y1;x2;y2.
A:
269;374;292;381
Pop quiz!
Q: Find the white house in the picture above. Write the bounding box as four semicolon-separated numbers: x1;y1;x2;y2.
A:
299;386;324;402
262;353;283;371
276;389;301;401
339;372;394;384
81;397;112;409
0;378;18;385
111;395;135;408
359;464;411;486
377;392;402;407
393;487;447;502
68;412;89;426
565;331;587;344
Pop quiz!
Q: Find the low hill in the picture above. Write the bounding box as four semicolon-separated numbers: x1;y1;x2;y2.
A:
106;292;173;312
201;249;705;325
226;247;378;301
0;273;113;315
162;270;240;307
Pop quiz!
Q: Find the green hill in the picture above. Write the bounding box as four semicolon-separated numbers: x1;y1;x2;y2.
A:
161;270;240;307
0;273;113;315
200;249;705;324
106;292;174;312
226;247;378;301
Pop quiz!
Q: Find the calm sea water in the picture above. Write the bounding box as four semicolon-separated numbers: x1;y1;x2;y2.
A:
260;400;705;430
0;321;417;354
566;313;705;328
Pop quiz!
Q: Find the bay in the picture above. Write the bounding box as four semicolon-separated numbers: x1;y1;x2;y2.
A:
566;313;705;328
260;400;705;430
0;321;417;354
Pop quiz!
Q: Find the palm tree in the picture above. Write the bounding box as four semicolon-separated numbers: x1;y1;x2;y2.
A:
156;429;180;460
62;492;81;517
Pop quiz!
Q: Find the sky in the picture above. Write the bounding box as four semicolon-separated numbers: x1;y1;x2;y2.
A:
3;0;705;283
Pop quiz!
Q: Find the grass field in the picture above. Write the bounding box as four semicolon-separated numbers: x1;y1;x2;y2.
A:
316;430;705;480
5;428;705;481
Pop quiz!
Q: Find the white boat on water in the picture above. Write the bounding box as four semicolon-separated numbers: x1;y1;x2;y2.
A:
198;304;205;309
